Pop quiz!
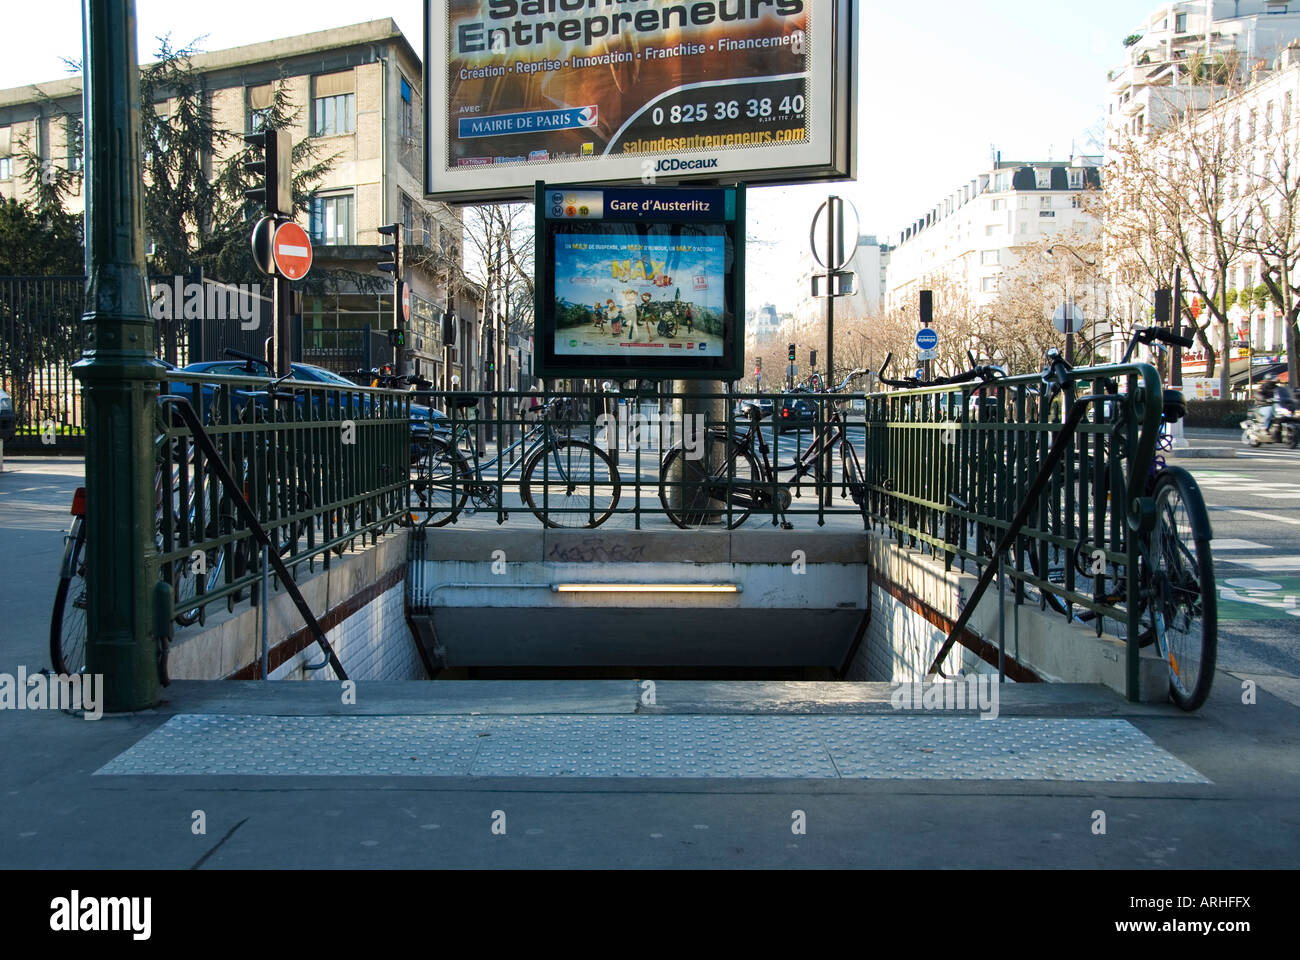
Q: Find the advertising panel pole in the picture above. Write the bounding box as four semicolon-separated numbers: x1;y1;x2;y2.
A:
73;0;161;711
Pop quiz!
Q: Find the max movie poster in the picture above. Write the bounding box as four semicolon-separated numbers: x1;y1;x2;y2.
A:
552;232;727;357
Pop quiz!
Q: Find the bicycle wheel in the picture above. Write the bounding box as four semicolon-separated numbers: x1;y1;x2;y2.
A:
521;439;620;528
659;432;760;530
1146;467;1217;711
50;518;88;676
412;436;469;527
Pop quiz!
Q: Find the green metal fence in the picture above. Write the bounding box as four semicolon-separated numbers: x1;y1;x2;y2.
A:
155;370;412;625
860;362;1164;637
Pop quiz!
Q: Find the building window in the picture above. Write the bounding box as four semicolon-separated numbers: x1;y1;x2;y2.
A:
981;250;999;266
401;194;414;245
66;116;83;172
1034;168;1052;189
1067;168;1083;189
246;84;273;132
421;213;433;247
0;156;10;180
312;72;356;137
985;224;996;236
981;276;1000;293
400;76;414;140
1175;12;1187;33
1071;195;1083;209
991;198;1004;211
995;173;1009;191
309;193;355;245
1040;196;1053;210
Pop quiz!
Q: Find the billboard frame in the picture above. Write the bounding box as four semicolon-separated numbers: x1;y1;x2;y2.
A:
423;0;856;204
534;180;746;382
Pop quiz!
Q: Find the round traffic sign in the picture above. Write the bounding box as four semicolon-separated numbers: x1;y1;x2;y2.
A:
1053;303;1085;334
915;327;939;351
810;197;861;271
272;221;313;281
250;216;277;277
401;282;411;322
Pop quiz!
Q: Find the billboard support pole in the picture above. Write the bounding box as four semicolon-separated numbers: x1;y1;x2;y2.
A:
822;197;839;508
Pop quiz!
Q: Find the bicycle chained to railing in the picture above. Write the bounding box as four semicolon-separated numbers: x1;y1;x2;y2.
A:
916;330;1217;710
410;392;621;529
1046;326;1217;710
656;367;875;530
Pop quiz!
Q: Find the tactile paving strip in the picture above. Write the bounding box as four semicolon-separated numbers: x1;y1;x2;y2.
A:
94;714;1209;783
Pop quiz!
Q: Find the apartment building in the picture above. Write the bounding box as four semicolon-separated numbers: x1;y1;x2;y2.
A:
1108;1;1300;146
884;157;1102;313
0;19;489;389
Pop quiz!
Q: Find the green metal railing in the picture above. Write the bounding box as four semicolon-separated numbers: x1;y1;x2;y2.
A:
860;362;1164;649
155;370;412;626
409;384;873;531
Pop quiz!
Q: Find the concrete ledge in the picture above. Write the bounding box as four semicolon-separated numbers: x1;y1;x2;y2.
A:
544;529;729;563
417;527;869;564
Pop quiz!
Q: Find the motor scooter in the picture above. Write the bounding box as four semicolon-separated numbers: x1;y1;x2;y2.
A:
1242;390;1300;447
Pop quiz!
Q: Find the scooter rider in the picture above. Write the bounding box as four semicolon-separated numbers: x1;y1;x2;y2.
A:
1256;376;1279;435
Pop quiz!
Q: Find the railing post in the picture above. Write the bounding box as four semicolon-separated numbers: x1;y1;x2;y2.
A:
72;0;161;711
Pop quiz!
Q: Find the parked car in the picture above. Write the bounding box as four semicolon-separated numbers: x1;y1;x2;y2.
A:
162;359;447;463
0;386;15;443
734;398;774;421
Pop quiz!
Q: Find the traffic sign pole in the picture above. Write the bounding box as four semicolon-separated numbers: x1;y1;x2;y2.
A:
270;221;313;375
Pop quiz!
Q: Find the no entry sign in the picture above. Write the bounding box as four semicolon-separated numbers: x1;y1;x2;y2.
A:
272;221;313;281
401;282;411;322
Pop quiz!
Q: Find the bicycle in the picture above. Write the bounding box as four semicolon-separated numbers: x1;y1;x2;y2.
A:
658;368;873;530
412;394;621;529
1059;328;1216;710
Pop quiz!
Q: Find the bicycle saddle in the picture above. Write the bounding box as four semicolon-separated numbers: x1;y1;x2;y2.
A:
448;395;479;410
1162;389;1186;424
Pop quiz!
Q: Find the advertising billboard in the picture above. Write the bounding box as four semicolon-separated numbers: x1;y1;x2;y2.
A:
424;0;855;202
535;182;745;380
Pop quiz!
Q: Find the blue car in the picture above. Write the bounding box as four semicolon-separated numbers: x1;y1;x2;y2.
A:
162;359;447;463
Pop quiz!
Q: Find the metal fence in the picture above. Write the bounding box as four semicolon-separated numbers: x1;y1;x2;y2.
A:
860;362;1163;635
406;384;872;531
155;370;412;626
300;324;395;376
0;276;86;449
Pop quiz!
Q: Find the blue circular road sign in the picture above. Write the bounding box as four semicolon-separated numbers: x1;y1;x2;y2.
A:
915;327;938;351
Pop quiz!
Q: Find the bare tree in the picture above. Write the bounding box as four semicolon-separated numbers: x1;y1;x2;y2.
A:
1107;82;1255;397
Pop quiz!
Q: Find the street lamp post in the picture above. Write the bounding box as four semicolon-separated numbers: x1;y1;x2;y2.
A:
73;0;162;711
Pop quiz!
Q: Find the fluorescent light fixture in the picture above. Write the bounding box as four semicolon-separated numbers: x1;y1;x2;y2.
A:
551;583;741;594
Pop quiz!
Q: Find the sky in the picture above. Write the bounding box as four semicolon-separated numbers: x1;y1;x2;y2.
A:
3;0;1152;312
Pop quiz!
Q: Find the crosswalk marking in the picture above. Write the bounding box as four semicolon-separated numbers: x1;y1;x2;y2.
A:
1213;539;1269;551
1219;555;1300;572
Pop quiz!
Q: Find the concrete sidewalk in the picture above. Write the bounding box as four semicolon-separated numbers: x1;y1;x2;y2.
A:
0;677;1295;869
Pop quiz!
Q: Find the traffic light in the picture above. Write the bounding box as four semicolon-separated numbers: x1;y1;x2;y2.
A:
243;126;292;216
787;342;796;362
810;349;818;369
388;328;406;348
377;223;403;279
485;348;496;374
755;357;762;371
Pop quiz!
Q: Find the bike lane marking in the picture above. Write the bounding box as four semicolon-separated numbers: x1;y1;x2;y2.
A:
1218;576;1300;621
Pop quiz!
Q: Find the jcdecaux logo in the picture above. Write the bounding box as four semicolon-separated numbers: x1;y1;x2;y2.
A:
655;157;720;172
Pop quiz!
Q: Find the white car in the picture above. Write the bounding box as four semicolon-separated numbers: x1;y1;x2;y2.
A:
0;387;14;443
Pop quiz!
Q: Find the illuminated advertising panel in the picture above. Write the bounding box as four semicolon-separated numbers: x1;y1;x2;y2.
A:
535;182;744;380
425;0;855;202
